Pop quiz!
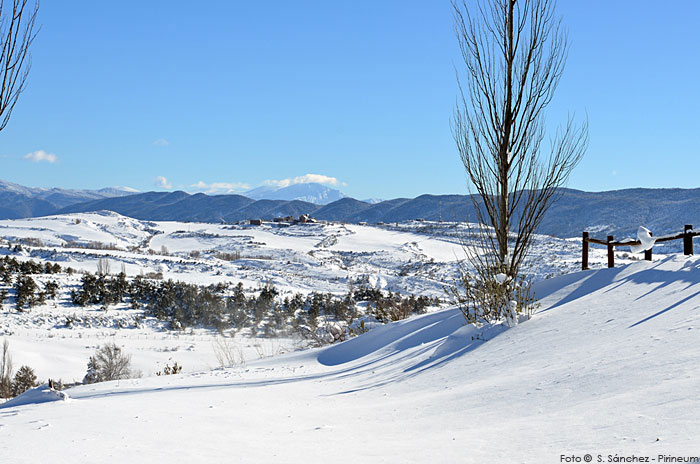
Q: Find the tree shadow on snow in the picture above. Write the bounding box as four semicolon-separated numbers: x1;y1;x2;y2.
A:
534;266;624;313
65;309;500;402
628;289;700;328
317;309;465;366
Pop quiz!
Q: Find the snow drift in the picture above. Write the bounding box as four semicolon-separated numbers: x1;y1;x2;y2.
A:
1;383;69;409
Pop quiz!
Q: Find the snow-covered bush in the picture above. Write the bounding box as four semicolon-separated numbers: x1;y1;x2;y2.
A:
156;361;182;376
448;267;537;325
348;317;377;336
369;293;431;323
83;343;136;384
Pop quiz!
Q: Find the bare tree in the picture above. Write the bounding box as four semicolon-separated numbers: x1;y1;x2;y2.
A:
83;343;135;384
0;338;13;397
0;0;39;133
97;257;110;275
452;0;587;280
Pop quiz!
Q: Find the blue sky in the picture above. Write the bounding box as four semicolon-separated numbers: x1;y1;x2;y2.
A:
1;1;698;199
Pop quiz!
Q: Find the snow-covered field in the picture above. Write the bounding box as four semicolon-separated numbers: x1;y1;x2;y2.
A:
0;210;627;293
0;212;632;381
3;212;694;462
2;254;699;462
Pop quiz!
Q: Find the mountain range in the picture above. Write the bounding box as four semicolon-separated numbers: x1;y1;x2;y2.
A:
3;179;700;240
0;180;137;220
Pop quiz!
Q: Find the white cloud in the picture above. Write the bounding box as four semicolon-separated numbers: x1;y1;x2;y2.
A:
190;181;250;194
23;150;58;163
153;138;169;146
264;173;340;188
154;176;172;189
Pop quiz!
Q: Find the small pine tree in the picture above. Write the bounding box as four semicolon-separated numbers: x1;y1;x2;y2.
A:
44;280;60;299
11;365;37;397
14;275;37;311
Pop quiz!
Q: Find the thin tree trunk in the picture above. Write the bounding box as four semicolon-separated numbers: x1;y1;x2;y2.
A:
498;0;515;272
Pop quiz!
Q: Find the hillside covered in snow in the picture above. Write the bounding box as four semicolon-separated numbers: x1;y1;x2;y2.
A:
0;211;628;382
2;253;699;462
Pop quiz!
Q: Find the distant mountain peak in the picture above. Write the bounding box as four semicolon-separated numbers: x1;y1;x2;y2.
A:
244;182;346;205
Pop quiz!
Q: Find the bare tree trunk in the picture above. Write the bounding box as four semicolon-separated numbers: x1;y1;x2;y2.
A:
498;0;515;270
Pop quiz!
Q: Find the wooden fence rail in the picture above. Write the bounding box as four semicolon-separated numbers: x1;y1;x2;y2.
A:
582;224;697;270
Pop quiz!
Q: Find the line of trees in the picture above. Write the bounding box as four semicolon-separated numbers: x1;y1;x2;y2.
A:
0;256;64;311
1;253;439;340
70;272;437;338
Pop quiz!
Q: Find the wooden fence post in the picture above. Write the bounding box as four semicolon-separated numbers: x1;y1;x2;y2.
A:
607;235;614;268
684;224;693;255
582;232;589;270
644;232;652;261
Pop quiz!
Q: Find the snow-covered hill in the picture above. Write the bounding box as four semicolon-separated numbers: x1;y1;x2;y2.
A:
2;255;699;461
0;211;636;381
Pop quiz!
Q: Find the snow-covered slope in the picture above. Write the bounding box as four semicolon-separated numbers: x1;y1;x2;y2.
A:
0;212;614;382
0;211;647;384
2;256;699;462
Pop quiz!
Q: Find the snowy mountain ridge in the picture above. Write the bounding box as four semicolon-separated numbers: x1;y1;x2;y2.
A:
55;187;700;241
0;179;137;200
5;178;700;241
0;179;138;218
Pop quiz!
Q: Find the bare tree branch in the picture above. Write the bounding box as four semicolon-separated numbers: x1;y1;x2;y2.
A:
0;0;39;133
